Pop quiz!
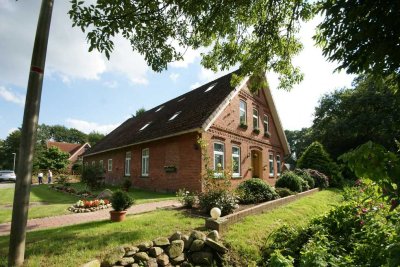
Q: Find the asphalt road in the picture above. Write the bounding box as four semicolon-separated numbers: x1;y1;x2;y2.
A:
0;182;16;189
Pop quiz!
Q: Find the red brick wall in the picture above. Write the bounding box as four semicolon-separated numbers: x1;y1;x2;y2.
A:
83;132;202;192
203;84;285;187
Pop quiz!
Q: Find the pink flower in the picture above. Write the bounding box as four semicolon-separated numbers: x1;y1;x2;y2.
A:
361;208;368;213
360;220;365;226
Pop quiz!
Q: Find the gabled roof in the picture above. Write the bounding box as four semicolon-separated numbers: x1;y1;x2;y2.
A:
47;141;90;160
84;70;290;156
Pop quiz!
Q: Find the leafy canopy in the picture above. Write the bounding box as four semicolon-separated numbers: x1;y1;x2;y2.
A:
314;0;400;83
37;146;70;171
69;0;314;90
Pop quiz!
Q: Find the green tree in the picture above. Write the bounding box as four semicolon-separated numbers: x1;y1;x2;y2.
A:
86;131;104;146
37;146;70;171
314;0;400;83
285;128;313;164
297;141;342;187
49;125;86;143
312;75;400;159
0;130;21;170
135;107;146;117
69;0;314;90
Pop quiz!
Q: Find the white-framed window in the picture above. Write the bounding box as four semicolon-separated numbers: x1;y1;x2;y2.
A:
125;152;131;176
276;154;281;176
141;148;149;176
91;161;95;166
269;153;274;177
264;114;269;133
253;108;259;129
239;100;247;124
99;160;103;169
232;146;241;178
213;143;225;173
108;159;112;172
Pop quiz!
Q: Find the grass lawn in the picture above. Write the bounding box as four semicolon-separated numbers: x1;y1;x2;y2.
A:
0;184;176;223
224;189;343;265
0;210;203;267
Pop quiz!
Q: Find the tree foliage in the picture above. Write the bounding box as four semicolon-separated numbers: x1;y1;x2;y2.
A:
37;146;70;171
69;0;314;90
285;128;313;164
0;130;21;170
314;0;400;83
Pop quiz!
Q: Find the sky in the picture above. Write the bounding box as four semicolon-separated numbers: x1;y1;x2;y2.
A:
0;0;355;140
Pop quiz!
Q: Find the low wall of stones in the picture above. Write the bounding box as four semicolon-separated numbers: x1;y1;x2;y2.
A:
205;188;320;233
83;230;227;267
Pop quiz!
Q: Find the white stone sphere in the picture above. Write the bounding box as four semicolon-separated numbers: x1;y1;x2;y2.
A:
210;207;222;220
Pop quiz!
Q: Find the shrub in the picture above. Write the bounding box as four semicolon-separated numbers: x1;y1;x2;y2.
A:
121;178;132;192
305;169;329;189
55;174;72;186
236;179;279;204
81;165;104;190
198;189;237;216
297;141;343;187
176;188;196;208
111;190;134;211
294;169;315;189
275;172;303;192
275;187;295;198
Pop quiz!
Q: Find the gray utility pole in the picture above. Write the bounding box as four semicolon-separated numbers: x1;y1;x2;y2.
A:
8;0;54;266
12;153;16;171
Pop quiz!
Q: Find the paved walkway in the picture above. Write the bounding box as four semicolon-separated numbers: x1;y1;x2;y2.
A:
0;200;181;236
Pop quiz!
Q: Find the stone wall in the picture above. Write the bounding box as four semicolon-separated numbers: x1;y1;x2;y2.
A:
83;230;227;267
205;188;320;233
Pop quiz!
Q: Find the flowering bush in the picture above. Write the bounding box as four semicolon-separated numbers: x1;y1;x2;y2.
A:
198;189;238;216
236;179;279;204
69;198;111;213
176;188;196;208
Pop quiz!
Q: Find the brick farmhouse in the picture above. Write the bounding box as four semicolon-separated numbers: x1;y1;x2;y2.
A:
83;71;290;192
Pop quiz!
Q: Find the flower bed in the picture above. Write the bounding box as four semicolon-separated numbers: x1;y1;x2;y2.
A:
68;199;112;213
50;185;95;198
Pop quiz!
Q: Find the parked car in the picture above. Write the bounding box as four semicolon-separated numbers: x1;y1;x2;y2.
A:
0;170;16;182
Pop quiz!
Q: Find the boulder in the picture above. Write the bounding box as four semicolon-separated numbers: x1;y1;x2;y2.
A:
182;235;192;250
207;230;219;242
123;246;139;257
169;231;182;241
166;240;184;259
153;237;170;247
205;238;228;254
102;246;125;267
156;254;170;266
146;257;158;267
189;239;204;252
170;253;185;265
190;230;206;241
148;247;164;257
81;259;101;267
134;252;149;262
97;189;113;199
138;241;153;252
191;252;214;265
118;257;135;266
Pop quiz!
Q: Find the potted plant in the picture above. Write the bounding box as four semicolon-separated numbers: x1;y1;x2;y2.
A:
239;122;248;130
253;128;260;135
110;190;134;222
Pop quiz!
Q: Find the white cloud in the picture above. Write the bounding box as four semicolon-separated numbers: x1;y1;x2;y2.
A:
169;45;200;68
7;127;18;135
0;86;25;106
169;73;180;82
104;80;119;89
189;82;201;89
65;118;119;135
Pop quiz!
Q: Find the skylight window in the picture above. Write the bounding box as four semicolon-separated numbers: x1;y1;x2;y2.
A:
155;106;164;112
204;83;217;92
169;111;181;121
178;98;185;102
139;122;151;131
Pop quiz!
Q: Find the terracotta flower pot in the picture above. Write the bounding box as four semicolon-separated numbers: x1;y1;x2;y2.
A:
110;210;127;222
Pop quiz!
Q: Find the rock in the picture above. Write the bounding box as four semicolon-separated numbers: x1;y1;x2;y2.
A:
134;252;149;262
153;237;170;247
102;246;125;267
149;246;164;257
170;253;185;265
166;240;184;258
81;259;101;267
97;189;113;199
189;239;204;252
190;230;206;241
138;241;153;252
156;254;170;266
146;257;158;267
191;252;213;265
169;231;182;241
207;230;219;242
123;245;139;256
204;238;228;254
182;235;192;250
118;257;135;266
131;264;140;267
